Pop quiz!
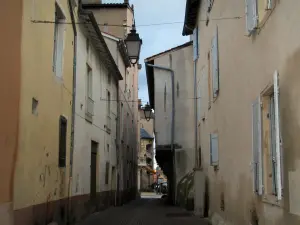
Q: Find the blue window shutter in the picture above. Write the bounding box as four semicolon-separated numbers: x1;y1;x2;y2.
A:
252;97;263;195
212;26;219;98
210;133;219;166
245;0;258;34
193;27;199;61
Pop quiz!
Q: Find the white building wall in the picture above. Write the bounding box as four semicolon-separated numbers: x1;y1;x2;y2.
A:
153;44;195;181
72;26;118;196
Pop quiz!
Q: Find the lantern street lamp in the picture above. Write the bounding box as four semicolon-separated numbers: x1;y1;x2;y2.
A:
124;22;143;65
143;103;152;121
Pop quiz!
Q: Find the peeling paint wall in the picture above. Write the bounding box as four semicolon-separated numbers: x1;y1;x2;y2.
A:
194;0;300;224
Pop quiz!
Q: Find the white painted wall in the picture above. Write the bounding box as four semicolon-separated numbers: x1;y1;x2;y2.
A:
72;26;118;196
153;45;195;181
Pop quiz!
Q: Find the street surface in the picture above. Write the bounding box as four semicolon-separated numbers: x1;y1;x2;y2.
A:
77;193;210;225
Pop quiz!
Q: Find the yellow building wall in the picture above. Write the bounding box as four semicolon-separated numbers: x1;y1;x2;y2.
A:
13;0;74;210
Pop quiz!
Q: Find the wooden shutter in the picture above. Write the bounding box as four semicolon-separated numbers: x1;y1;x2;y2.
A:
273;70;282;200
210;133;219;166
252;97;263;195
193;27;199;61
245;0;258;34
212;27;219;98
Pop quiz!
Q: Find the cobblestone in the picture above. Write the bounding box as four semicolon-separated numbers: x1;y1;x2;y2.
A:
77;194;210;225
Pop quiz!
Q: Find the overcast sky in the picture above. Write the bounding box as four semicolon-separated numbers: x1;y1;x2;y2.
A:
130;0;189;105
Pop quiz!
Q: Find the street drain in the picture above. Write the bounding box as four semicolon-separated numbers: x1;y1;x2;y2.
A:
165;212;193;218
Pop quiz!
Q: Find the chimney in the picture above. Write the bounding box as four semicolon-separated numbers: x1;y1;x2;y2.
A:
138;99;142;110
124;0;129;4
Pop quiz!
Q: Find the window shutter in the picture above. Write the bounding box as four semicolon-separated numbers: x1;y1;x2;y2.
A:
210;133;219;166
245;0;258;34
212;27;219;98
252;97;263;195
273;70;282;200
56;25;65;78
267;0;272;9
207;0;212;12
193;28;199;61
197;84;201;121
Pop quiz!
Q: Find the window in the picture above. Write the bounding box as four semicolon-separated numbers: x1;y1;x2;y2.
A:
120;103;124;139
206;0;214;12
164;83;167;112
107;91;111;132
210;133;219;167
177;82;180;98
86;38;90;55
211;26;219;99
252;71;283;200
59;116;67;167
105;162;110;184
207;52;212;108
245;0;274;35
32;98;39;116
53;3;66;78
107;144;109;152
87;65;93;99
193;27;199;61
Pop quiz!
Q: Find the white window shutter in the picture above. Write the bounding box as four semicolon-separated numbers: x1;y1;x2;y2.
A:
193;27;199;61
210;133;219;166
212;26;219;98
267;0;272;9
245;0;258;34
252;97;263;195
197;84;201;121
56;25;65;78
274;70;282;200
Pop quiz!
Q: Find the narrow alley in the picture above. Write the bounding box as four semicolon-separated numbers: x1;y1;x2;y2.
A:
78;193;209;225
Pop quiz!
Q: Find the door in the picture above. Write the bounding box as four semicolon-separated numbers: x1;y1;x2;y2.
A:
90;141;98;200
111;166;116;205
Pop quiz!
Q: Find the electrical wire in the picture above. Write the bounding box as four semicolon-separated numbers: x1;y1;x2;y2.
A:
31;16;243;27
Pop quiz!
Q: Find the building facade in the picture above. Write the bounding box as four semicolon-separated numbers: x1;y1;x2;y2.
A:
145;42;195;205
81;0;140;205
183;0;300;224
8;0;75;225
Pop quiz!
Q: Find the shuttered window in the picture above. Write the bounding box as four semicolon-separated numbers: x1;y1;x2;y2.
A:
59;116;67;168
193;27;199;61
252;97;263;195
211;27;219;98
105;162;110;184
245;0;258;34
210;133;219;166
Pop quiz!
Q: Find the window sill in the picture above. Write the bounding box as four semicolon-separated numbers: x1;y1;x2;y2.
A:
262;194;284;208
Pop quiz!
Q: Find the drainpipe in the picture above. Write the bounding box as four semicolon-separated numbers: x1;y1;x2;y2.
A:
145;63;176;204
194;62;198;168
68;0;77;224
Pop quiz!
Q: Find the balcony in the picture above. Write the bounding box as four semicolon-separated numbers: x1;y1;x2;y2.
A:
85;97;94;122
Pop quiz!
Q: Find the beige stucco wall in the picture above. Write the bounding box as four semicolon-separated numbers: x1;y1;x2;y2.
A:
194;0;300;224
0;1;23;224
153;45;195;183
13;0;74;210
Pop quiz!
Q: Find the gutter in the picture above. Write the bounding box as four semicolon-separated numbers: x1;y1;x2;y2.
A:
67;0;77;224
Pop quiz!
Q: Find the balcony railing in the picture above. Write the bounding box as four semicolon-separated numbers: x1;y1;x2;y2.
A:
85;97;94;122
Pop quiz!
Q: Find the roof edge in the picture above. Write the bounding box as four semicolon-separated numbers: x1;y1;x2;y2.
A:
182;0;201;36
144;41;193;62
82;3;134;13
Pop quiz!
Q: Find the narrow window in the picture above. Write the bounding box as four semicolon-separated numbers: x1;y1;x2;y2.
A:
164;83;167;112
177;81;180;98
32;98;39;116
87;65;93;99
59;116;67;167
207;52;212;108
107;91;111;132
53;3;66;78
105;162;110;184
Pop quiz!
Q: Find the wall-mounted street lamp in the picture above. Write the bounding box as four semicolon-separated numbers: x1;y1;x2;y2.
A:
143;103;152;121
124;23;142;65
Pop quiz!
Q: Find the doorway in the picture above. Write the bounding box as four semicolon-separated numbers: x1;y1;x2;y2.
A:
90;141;98;201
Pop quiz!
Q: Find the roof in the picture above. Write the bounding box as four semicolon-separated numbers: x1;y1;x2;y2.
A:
102;32;131;68
140;128;154;140
78;4;123;80
144;41;193;62
82;2;133;13
182;0;201;36
144;42;193;109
